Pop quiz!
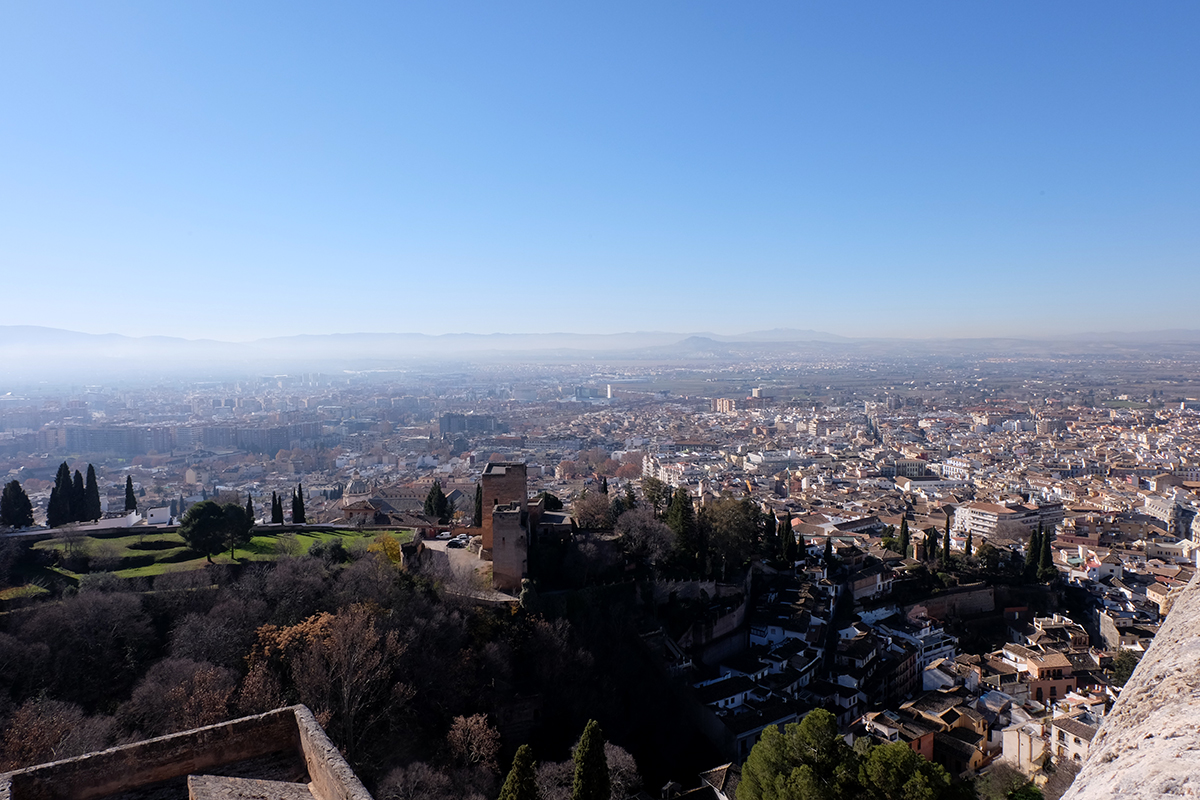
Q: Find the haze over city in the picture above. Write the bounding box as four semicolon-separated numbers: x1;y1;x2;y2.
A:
2;2;1198;341
4;6;1200;800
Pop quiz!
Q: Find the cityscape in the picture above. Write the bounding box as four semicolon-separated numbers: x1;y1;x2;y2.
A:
1;333;1199;799
2;3;1198;800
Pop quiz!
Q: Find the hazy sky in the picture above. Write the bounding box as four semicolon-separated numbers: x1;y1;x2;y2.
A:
2;3;1197;341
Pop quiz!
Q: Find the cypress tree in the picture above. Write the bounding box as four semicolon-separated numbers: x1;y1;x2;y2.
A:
245;493;255;523
125;475;138;512
599;476;608;495
624;485;637;512
898;518;910;559
965;531;973;558
666;487;699;568
926;529;938;563
498;744;540;800
1038;526;1055;581
943;513;952;564
71;470;86;522
1025;525;1042;581
296;483;306;523
473;484;483;527
780;513;796;563
823;536;834;567
1;480;35;528
271;491;284;524
424;480;448;522
48;463;73;528
169;499;178;518
763;512;777;558
83;464;102;522
571;720;609;800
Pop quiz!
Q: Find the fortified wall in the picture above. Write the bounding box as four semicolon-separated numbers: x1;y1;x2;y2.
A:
1062;574;1200;800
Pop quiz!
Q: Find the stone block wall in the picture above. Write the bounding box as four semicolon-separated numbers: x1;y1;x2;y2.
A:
1062;574;1200;800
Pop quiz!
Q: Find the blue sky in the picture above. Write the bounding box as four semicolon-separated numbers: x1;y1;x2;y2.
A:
1;2;1197;341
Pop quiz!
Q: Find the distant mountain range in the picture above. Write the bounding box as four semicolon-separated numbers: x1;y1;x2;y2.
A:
3;325;1200;381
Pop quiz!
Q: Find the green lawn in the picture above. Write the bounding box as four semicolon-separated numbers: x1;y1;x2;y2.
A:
30;527;416;580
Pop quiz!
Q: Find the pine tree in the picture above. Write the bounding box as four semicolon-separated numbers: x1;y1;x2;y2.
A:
624;485;637;512
499;744;541;800
83;464;102;522
1025;525;1042;581
473;484;483;527
599;477;608;495
71;470;86;522
1;480;35;528
571;720;609;800
898;518;910;559
125;476;138;512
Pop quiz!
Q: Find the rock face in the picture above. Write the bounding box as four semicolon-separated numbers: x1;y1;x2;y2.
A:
1063;574;1200;800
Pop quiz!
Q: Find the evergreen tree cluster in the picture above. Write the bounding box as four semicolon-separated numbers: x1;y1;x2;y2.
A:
738;709;957;800
178;499;254;562
0;480;35;529
423;480;449;523
270;491;285;524
1025;524;1056;582
47;463;105;528
291;483;306;524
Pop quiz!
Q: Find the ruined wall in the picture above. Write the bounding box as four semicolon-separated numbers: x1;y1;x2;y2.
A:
1062;574;1200;800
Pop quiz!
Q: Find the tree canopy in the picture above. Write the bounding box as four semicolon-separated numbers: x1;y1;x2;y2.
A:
0;481;35;529
737;709;956;800
499;744;541;800
571;719;609;800
178;501;251;563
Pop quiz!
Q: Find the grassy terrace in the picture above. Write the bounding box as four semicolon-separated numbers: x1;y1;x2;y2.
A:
26;527;415;581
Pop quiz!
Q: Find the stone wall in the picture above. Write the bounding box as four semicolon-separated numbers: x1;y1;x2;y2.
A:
0;705;372;800
1062;574;1200;800
481;462;527;552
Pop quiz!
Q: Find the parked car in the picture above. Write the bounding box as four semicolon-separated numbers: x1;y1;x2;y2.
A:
436;531;452;540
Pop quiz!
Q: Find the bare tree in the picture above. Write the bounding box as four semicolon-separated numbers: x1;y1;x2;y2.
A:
615;508;672;567
446;713;501;773
290;604;410;765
